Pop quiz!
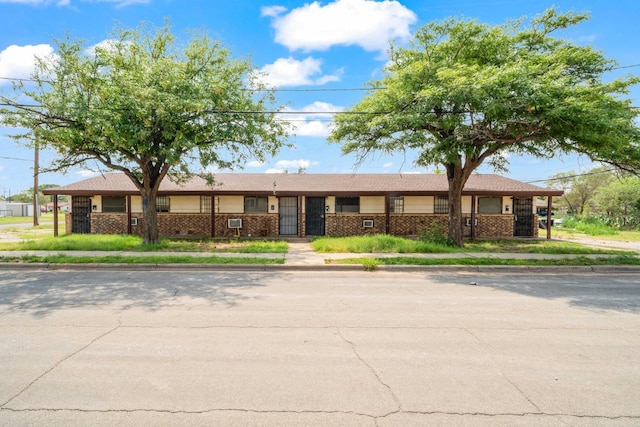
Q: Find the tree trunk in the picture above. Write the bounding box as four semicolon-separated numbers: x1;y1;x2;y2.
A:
446;162;469;247
141;188;160;245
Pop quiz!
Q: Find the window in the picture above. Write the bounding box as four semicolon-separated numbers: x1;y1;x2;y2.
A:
478;197;502;214
102;196;126;213
434;196;449;214
156;196;169;213
336;197;359;213
244;196;268;213
200;196;212;213
389;196;404;213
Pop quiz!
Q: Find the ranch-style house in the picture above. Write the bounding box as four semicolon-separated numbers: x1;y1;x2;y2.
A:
43;173;563;239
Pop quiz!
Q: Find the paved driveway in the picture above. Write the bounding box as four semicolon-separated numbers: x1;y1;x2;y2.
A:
1;269;639;426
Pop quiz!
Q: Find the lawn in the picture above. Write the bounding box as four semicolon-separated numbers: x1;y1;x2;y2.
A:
328;255;640;270
0;254;284;265
0;234;288;253
310;234;631;255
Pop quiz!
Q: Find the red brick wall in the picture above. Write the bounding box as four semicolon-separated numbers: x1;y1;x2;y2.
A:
85;212;531;239
389;214;449;236
214;214;278;238
322;214;386;236
91;213;129;235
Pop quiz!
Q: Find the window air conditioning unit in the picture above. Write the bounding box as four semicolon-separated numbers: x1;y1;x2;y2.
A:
362;219;374;228
228;218;243;229
131;218;138;226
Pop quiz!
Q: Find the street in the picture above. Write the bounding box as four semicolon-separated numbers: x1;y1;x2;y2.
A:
1;269;639;426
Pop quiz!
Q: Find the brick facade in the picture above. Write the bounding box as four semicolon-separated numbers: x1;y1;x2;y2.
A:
214;214;278;238
324;214;387;236
83;212;536;239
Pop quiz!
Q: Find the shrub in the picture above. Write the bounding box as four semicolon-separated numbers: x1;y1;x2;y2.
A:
417;225;456;246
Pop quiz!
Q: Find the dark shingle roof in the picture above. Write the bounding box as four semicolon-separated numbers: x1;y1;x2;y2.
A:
43;173;562;197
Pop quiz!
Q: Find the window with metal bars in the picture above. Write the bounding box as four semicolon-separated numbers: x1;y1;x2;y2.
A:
156;196;169;213
389;196;404;213
200;196;212;213
434;195;449;214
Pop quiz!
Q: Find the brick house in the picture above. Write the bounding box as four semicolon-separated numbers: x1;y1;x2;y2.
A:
43;173;562;239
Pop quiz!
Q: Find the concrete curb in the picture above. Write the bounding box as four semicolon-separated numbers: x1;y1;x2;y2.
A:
1;262;640;274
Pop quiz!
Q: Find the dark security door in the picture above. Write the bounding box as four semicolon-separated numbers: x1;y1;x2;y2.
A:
279;196;298;235
513;197;534;237
71;196;91;234
305;197;325;236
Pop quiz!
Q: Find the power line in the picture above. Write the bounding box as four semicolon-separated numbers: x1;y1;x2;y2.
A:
525;168;617;184
0;155;32;162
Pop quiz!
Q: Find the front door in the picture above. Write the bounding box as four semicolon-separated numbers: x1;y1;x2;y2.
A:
279;197;298;235
513;197;534;237
71;196;91;234
305;197;325;236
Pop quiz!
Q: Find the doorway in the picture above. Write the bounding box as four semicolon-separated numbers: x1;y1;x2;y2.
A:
279;197;298;235
305;197;325;236
71;196;91;234
513;197;534;237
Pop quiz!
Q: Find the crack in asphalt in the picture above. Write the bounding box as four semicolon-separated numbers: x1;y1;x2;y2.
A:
0;324;121;409
463;328;543;413
1;407;639;421
336;327;402;420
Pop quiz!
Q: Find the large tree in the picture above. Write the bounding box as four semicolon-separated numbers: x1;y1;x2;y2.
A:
329;8;640;246
1;24;289;244
546;167;615;215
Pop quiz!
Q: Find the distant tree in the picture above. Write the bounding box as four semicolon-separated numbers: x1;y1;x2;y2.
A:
593;176;640;228
546;167;615;215
1;23;289;244
330;8;640;246
11;184;62;208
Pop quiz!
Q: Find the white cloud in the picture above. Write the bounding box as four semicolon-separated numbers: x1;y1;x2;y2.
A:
257;57;342;88
266;0;417;52
246;160;264;168
279;101;344;137
265;168;286;173
76;169;99;177
261;5;287;17
0;44;55;85
275;159;314;169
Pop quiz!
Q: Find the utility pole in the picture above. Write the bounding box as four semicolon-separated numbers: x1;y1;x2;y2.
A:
33;141;39;226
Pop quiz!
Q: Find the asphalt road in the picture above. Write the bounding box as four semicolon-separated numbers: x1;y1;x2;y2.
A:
1;269;639;426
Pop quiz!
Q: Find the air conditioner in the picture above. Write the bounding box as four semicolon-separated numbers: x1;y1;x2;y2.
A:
362;219;374;228
131;218;138;226
228;218;243;228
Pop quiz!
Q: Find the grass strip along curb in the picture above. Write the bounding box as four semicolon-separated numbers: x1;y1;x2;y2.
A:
328;255;640;270
0;254;284;265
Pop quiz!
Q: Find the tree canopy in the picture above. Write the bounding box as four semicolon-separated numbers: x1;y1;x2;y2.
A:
329;8;640;246
0;23;290;244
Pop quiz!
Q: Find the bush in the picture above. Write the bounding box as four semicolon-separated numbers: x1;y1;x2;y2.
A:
417;225;455;246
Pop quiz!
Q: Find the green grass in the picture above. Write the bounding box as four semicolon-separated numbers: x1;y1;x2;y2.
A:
311;234;627;255
0;234;288;253
0;213;58;225
329;255;640;267
0;254;284;264
560;216;619;236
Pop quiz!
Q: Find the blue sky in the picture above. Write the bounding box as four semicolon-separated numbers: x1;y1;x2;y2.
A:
1;0;639;197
